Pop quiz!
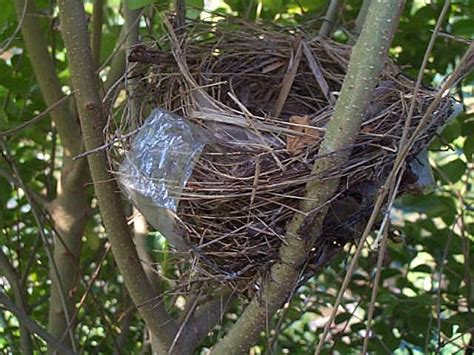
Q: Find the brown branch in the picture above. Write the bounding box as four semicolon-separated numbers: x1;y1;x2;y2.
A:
0;250;33;354
55;1;180;353
319;0;343;37
211;1;405;353
184;289;236;347
0;291;75;355
90;0;105;69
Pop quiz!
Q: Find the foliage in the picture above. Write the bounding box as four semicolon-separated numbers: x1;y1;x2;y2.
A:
0;0;472;353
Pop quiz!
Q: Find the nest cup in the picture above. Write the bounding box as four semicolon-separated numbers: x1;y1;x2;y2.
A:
111;18;457;291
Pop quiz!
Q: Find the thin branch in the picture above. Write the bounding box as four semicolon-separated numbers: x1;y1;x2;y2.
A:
0;94;72;137
349;0;370;44
319;0;343;38
98;9;144;73
0;0;27;53
175;0;186;33
90;0;105;69
399;0;451;148
435;224;455;352
0;291;75;355
0;139;77;351
0;249;33;354
361;171;404;354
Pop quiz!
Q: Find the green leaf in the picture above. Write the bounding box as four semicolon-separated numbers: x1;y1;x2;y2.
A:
400;194;457;221
452;18;474;38
440;119;461;144
412;264;432;273
438;158;467;183
263;0;283;12
334;312;351;324
126;0;154;9
464;135;474;162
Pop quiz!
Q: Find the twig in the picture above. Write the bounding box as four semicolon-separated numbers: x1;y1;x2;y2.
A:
0;291;76;355
319;0;342;38
361;170;404;354
0;0;27;54
399;0;451;149
0;138;77;351
0;94;72;137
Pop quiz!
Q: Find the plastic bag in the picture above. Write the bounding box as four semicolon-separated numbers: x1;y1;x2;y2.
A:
118;109;207;249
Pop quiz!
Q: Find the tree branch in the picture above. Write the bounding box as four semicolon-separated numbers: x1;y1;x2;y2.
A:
90;0;105;69
350;0;371;44
319;0;343;37
0;249;33;354
211;1;405;353
0;291;75;355
55;1;180;353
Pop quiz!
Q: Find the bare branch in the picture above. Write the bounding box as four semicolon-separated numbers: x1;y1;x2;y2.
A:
0;249;33;354
319;0;342;38
90;0;105;69
350;0;371;44
0;291;75;355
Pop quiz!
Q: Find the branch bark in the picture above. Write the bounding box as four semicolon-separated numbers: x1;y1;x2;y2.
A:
12;0;88;350
0;250;33;355
319;0;343;37
350;0;371;44
0;291;75;355
211;1;405;353
55;1;181;353
90;0;105;69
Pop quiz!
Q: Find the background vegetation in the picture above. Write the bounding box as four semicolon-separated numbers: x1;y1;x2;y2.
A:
0;0;473;353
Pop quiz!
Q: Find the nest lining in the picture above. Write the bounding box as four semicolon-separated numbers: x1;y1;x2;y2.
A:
112;18;454;290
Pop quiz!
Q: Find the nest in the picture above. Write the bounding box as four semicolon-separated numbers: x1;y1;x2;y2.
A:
111;18;455;290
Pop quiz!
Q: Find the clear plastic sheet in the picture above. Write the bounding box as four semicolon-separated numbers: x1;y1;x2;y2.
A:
118;109;207;249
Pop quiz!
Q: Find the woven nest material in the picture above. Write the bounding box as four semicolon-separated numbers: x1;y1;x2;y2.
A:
111;18;455;290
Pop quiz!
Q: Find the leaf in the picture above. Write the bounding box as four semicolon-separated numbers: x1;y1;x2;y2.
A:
263;0;283;12
126;0;154;9
334;312;351;324
438;158;467;183
451;18;474;38
412;264;432;273
464;135;474;162
400;194;457;221
440;120;461;144
286;115;320;155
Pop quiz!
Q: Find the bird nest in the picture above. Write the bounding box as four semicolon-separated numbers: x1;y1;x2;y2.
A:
109;18;456;291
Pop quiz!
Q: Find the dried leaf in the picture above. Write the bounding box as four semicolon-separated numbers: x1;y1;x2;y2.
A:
286;115;320;154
